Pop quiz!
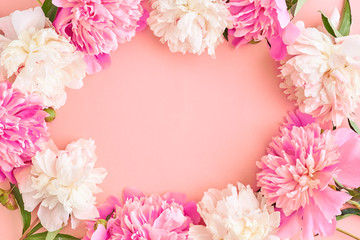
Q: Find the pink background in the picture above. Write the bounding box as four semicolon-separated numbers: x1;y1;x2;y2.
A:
1;0;360;239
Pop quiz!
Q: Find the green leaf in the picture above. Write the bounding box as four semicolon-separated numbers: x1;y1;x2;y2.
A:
348;119;360;134
10;183;31;234
42;0;58;22
46;229;61;240
28;222;43;236
321;12;342;38
293;0;307;16
286;0;297;10
25;232;80;240
347;188;360;201
25;232;47;240
338;0;352;36
223;28;228;41
336;208;360;221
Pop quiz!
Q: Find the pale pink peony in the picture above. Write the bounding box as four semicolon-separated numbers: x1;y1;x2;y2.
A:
257;111;360;239
83;187;200;240
227;0;300;60
280;22;360;126
147;0;231;57
189;183;280;240
53;0;144;74
0;81;48;183
15;139;107;232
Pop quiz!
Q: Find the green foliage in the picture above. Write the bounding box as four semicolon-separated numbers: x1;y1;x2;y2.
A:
321;12;342;37
42;0;58;22
223;28;228;41
336;208;360;221
321;0;352;38
10;183;31;234
348;119;360;134
286;0;308;16
338;0;352;36
25;232;80;240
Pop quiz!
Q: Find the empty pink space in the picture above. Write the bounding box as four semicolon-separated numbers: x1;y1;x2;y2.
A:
1;0;360;239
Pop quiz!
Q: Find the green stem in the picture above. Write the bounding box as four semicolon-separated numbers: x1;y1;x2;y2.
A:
348;200;360;210
19;217;40;240
336;228;360;240
36;0;43;5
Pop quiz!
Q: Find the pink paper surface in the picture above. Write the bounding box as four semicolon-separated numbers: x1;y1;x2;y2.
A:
1;0;360;239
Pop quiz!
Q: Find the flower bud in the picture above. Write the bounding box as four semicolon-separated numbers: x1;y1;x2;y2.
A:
94;219;107;231
44;107;56;122
0;190;18;210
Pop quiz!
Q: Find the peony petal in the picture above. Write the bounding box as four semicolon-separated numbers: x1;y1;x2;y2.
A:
334;129;360;188
276;211;301;239
188;225;213;240
38;204;69;232
11;7;45;37
313;188;351;221
91;224;108;240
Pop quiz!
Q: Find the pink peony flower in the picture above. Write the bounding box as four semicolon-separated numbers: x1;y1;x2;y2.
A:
227;0;300;60
257;111;360;239
0;81;48;183
53;0;144;74
83;187;200;240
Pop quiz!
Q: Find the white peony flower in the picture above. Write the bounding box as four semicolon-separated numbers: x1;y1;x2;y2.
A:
280;21;360;126
0;7;86;109
189;183;280;240
147;0;231;57
15;139;107;232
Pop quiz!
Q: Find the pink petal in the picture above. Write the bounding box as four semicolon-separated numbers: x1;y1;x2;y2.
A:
184;201;201;224
98;196;120;219
122;186;145;201
85;54;111;74
313;188;350;221
333;129;360;188
269;36;287;60
136;9;149;32
302;199;337;239
91;224;108;240
282;22;301;45
277;210;301;239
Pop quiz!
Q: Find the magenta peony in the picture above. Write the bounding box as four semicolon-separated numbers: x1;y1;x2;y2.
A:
0;82;48;182
257;111;360;239
53;0;144;73
227;0;299;60
83;187;200;240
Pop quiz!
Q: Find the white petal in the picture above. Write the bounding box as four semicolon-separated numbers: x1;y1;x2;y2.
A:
38;204;69;232
11;7;45;37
